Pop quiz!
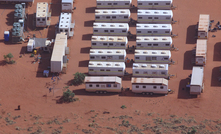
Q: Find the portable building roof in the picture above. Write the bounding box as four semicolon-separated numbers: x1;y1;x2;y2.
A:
136;36;172;42
190;66;204;86
59;13;72;29
95;9;130;15
136;24;172;30
84;76;121;84
89;61;125;68
196;39;207;57
137;0;172;2
91;36;127;42
131;77;168;85
62;0;73;3
137;10;173;17
90;49;126;55
36;2;48;18
133;63;168;70
97;0;131;1
198;14;210;32
93;23;129;29
135;50;171;56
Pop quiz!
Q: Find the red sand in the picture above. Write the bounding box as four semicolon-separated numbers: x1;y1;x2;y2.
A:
0;0;221;133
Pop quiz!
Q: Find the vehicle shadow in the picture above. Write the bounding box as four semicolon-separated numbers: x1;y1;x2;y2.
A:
186;25;197;44
213;42;221;61
177;78;197;99
183;50;194;70
211;66;221;87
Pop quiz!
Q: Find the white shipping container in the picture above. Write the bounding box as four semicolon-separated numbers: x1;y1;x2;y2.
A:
190;66;204;95
136;24;172;36
137;0;173;9
96;0;132;9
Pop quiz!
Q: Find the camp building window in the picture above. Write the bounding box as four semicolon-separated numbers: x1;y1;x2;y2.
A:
60;29;63;32
138;17;142;19
113;3;117;5
138;3;142;5
109;43;113;46
148;17;152;19
137;44;141;46
153;44;158;46
121;43;125;46
152;57;157;60
148;31;152;33
144;71;148;74
89;84;93;87
154;17;158;19
104;30;108;32
90;56;95;59
106;69;110;71
94;30;98;32
96;16;100;19
97;3;101;5
37;18;40;21
135;71;139;74
100;69;105;71
103;43;107;45
89;69;94;71
166;17;170;19
122;30;126;32
118;70;123;72
114;84;117;87
165;44;170;46
154;3;158;5
165;31;170;33
108;3;112;5
152;72;157;74
161;72;166;74
143;86;146;88
106;84;111;87
160;86;164;89
153;86;157;89
92;43;96;45
148;3;153;5
137;31;141;33
119;56;124;59
136;86;139;88
153;31;158;33
125;3;129;5
65;29;68;32
112;16;116;19
101;56;106;59
96;84;99;87
107;56;112;59
106;16;110;19
110;30;114;32
164;57;168;60
124;16;128;19
166;3;170;5
135;57;140;59
148;44;152;46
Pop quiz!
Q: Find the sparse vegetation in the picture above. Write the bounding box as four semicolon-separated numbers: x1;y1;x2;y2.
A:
72;72;86;85
121;105;127;109
4;53;15;64
60;89;76;103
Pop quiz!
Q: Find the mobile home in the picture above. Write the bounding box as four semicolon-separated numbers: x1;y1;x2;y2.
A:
137;10;173;23
93;23;129;36
90;49;126;62
36;2;50;27
195;39;207;66
132;63;169;78
131;77;169;95
96;0;132;9
58;13;75;37
91;36;128;49
137;0;173;9
88;61;126;76
95;9;130;22
61;0;73;12
136;24;172;36
134;50;171;63
84;76;122;93
198;14;210;39
190;66;204;95
136;36;172;50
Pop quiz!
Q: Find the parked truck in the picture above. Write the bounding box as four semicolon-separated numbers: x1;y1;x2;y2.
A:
190;66;204;95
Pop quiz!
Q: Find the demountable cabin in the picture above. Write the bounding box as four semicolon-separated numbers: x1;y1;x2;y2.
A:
96;0;132;9
136;24;172;36
36;2;50;27
195;39;207;65
137;0;173;9
197;14;210;39
61;0;73;12
190;66;204;95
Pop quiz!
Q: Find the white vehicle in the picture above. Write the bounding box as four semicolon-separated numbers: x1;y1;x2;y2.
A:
131;77;169;95
190;66;204;95
136;24;172;36
95;9;130;22
27;39;35;52
96;0;132;9
61;0;73;13
137;0;173;9
93;23;129;36
58;13;75;38
84;76;122;93
91;36;128;49
198;14;210;39
137;10;173;23
132;63;168;78
90;49;126;62
134;50;171;63
195;39;207;66
50;33;68;73
88;61;126;76
136;36;172;50
36;2;50;27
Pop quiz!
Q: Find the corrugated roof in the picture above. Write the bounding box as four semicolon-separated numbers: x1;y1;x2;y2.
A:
131;77;168;85
196;39;207;57
198;14;210;32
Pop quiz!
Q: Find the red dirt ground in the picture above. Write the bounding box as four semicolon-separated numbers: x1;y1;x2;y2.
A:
1;0;221;133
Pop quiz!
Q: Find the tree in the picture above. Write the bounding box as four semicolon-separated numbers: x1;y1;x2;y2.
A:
4;53;15;64
62;89;75;103
73;72;86;85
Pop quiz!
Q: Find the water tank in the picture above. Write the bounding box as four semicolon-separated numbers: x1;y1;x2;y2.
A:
4;31;10;42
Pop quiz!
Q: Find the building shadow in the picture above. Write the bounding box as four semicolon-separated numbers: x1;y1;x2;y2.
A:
79;60;89;67
0;60;7;66
47;24;56;40
84;20;95;27
186;25;197;44
6;11;14;26
0;4;15;9
85;7;96;13
80;47;90;53
20;46;27;54
119;90;165;97
127;35;136;41
130;8;137;13
177;78;197;99
82;34;92;40
73;89;119;96
35;51;51;77
50;2;61;16
183;50;193;70
129;22;137;27
26;13;35;31
211;66;221;87
213;42;221;61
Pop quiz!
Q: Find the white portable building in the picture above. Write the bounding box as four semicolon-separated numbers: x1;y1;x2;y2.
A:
198;14;210;39
195;39;207;66
58;13;75;37
91;36;128;49
137;10;173;23
136;36;172;50
137;0;173;9
50;33;67;73
27;39;35;52
132;63;168;78
84;76;122;93
131;77;168;94
93;23;129;36
190;66;204;95
134;50;171;63
88;61;126;76
61;0;73;12
95;9;130;22
96;0;132;9
36;2;50;27
136;24;172;36
90;49;126;62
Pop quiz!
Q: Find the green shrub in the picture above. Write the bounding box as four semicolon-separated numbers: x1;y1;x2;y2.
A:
62;89;75;103
73;72;86;85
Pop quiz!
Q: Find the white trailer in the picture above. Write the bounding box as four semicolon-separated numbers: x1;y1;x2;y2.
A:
136;36;172;50
137;10;173;23
90;49;126;62
137;0;173;9
136;24;172;36
134;50;171;63
190;66;204;95
88;61;126;76
96;0;132;9
93;23;129;36
27;39;35;52
95;9;130;22
50;33;67;73
131;77;168;95
61;0;73;13
91;36;128;49
58;13;75;37
36;2;50;27
195;39;207;66
132;63;168;78
198;14;210;39
84;76;122;93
